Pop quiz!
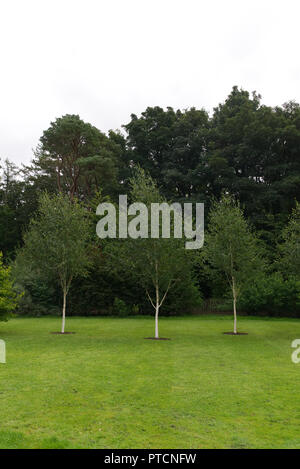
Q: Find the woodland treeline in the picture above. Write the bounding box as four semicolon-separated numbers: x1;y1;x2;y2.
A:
1;86;300;318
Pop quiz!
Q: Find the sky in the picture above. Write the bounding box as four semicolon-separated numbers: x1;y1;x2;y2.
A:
1;0;300;165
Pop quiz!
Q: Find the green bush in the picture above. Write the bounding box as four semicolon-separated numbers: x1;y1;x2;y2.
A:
161;281;203;315
12;254;60;317
112;297;130;317
131;304;140;314
0;253;20;321
238;273;300;316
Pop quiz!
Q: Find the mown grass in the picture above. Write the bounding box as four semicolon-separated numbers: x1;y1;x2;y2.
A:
0;315;300;449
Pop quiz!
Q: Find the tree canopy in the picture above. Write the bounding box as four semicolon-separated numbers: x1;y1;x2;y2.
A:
2;86;300;319
18;193;91;332
203;194;264;333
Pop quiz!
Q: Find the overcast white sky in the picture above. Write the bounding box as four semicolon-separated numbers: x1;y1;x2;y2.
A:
1;0;299;165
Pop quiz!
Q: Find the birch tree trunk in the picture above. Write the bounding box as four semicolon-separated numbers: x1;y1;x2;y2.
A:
155;280;159;339
62;286;67;334
155;305;159;339
232;276;237;334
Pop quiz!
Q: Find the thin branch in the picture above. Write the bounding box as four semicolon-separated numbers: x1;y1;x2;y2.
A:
159;280;172;308
146;289;155;309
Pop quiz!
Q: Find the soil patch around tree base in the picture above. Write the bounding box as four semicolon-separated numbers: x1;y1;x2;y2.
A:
144;337;171;340
223;332;248;335
50;332;76;335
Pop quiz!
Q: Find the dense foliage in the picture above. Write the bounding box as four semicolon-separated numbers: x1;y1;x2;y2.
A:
1;86;300;317
0;252;19;320
16;194;91;332
202;194;263;332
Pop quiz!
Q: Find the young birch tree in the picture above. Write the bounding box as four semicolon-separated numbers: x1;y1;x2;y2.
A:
105;168;195;339
20;193;91;333
279;201;300;278
203;194;262;334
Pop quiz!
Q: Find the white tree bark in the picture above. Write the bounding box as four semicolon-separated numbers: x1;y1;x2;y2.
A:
155;281;159;339
146;261;171;339
232;276;237;334
155;305;159;339
62;287;67;334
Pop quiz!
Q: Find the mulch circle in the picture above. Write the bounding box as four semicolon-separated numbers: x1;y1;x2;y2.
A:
144;337;171;340
223;332;248;335
50;332;76;335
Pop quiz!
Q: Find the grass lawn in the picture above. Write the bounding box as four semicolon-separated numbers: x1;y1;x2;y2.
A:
0;315;300;449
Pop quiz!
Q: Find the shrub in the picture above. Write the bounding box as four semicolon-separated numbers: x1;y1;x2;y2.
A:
112;297;130;317
13;259;60;317
238;273;300;316
0;253;20;321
